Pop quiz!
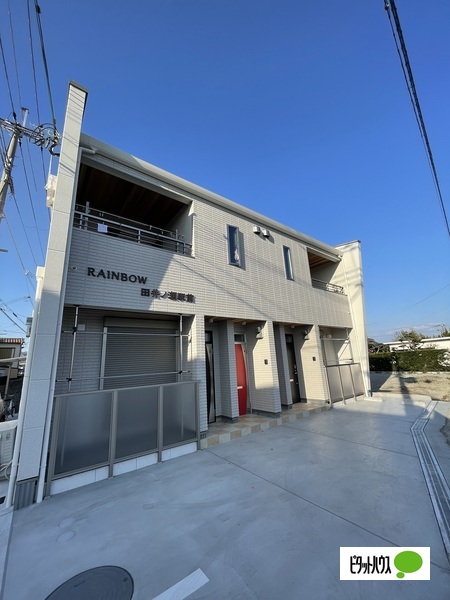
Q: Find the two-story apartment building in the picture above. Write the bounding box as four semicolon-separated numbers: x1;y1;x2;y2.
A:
7;83;370;509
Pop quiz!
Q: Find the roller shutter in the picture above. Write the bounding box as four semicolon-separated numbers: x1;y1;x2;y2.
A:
103;325;177;389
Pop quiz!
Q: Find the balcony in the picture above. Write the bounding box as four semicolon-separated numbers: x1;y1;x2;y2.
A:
311;278;345;295
74;204;192;256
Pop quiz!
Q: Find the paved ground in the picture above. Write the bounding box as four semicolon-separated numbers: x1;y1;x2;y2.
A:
2;397;450;600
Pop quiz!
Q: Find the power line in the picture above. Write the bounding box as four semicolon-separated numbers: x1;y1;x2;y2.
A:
3;215;36;293
33;0;57;132
0;33;17;120
9;189;40;267
402;282;450;311
27;0;47;180
0;299;26;326
0;307;26;333
384;1;450;238
7;0;23;108
18;141;46;261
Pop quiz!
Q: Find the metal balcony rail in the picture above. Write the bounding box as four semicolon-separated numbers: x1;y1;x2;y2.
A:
311;278;345;295
47;380;200;494
74;204;192;256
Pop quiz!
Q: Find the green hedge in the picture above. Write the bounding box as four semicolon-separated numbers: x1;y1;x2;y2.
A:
369;349;450;372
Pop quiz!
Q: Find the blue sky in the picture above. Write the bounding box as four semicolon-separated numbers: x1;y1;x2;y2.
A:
0;0;449;344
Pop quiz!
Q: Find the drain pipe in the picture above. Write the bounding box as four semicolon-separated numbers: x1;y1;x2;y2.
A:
67;306;79;392
179;314;183;381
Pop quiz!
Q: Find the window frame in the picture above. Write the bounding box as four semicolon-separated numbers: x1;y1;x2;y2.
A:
283;245;294;280
227;225;241;267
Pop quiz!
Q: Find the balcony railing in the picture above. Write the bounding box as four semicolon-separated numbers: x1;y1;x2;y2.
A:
47;381;199;493
74;204;192;256
325;363;365;402
311;278;345;295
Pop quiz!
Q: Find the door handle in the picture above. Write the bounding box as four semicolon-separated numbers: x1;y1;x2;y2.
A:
237;386;243;390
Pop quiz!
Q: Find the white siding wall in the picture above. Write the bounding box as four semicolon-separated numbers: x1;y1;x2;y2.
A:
65;204;353;329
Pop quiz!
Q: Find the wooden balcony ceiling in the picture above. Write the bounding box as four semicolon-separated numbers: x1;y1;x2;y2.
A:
76;164;185;229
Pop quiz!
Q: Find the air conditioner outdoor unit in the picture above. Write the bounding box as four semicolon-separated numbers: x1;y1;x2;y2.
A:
0;421;17;480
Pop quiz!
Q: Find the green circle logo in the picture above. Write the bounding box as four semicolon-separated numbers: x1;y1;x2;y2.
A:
394;551;423;579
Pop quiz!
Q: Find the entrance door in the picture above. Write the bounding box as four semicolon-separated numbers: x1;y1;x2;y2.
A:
205;331;216;423
234;343;248;416
285;334;301;403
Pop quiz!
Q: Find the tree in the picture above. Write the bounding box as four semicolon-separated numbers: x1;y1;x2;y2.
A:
368;338;385;353
437;324;450;338
394;329;424;350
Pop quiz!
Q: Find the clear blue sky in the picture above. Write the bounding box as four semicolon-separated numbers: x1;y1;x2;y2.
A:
0;0;449;344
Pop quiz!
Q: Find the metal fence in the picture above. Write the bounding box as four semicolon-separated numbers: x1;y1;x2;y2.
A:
325;363;365;403
311;278;345;295
47;381;199;491
74;204;192;256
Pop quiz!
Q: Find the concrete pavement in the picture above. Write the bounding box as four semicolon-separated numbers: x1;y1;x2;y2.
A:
2;397;450;599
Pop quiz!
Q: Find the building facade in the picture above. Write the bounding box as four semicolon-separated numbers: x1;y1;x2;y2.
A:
385;338;450;352
8;83;370;508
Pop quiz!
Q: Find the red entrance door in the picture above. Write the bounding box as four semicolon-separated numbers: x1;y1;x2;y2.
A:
235;344;248;415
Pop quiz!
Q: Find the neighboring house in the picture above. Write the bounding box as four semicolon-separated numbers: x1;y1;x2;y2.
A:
384;338;450;352
0;338;24;380
8;83;370;508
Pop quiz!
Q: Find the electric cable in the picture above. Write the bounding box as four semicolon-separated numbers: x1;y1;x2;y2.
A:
384;1;450;238
7;0;23;108
0;34;17;121
24;136;39;192
18;141;46;261
27;0;46;180
6;189;39;269
0;300;26;327
0;307;26;333
33;0;57;133
3;217;36;297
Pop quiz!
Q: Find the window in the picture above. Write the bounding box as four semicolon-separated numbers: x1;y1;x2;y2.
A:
227;225;241;266
283;246;294;280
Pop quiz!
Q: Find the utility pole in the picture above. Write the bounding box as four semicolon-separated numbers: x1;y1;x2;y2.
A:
0;109;28;222
0;109;59;224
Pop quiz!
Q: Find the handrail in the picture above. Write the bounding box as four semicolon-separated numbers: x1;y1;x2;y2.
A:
311;278;345;295
74;204;192;256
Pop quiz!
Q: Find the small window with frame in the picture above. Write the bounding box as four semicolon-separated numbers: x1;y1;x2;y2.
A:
283;246;294;280
227;225;241;267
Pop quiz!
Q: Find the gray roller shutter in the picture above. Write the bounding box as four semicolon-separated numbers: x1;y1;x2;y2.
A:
103;324;177;389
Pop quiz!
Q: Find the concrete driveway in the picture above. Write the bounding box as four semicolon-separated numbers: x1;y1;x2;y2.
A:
2;397;450;599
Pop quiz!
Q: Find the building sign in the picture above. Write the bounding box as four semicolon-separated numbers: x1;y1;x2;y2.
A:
141;288;195;303
85;268;194;303
87;267;147;284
